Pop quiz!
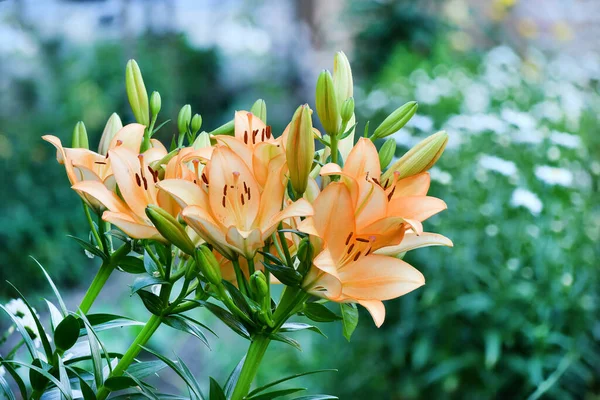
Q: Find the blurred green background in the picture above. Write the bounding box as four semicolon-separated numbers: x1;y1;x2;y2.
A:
1;0;599;398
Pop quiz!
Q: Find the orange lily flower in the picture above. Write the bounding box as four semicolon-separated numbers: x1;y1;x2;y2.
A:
42;124;145;211
158;146;313;260
298;182;427;327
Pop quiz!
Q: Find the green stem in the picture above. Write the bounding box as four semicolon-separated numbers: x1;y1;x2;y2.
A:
231;335;271;400
79;243;130;314
247;257;256;276
6;338;24;359
96;314;162;400
232;259;249;296
83;202;103;253
330;134;339;165
277;223;293;268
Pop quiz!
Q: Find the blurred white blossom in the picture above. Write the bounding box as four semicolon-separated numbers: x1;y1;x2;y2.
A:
550;131;581;149
510;188;543;215
535;166;574;187
478;155;517;177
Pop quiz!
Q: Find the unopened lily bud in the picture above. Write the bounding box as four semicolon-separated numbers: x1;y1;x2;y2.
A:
250;271;269;299
125;59;149;126
192;131;211;149
150;91;161;118
177;104;192;134
191;114;202;134
382;130;448;182
145;205;195;255
195;245;222;286
333;51;353;107
372;101;418;140
250;99;267;123
71;121;89;149
316;70;340;135
286;104;314;195
378;138;397;170
98;113;123;155
340;97;354;126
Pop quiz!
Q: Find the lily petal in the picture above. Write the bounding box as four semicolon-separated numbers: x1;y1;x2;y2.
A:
387;196;447;221
72;181;130;214
392;172;431;198
103;211;163;241
158;179;209;209
182;205;237;260
357;299;386;328
109;123;145;152
375;232;453;256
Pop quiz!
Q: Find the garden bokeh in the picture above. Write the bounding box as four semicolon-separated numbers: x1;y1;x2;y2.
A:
1;0;599;398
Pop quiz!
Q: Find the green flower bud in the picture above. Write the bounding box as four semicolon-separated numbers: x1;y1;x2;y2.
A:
177;104;192;134
372;101;418;140
340;97;355;126
315;70;340;135
145;205;195;255
333;51;353;107
378;138;397;170
250;271;269;299
150;91;162;118
125;59;149;126
250;99;267;123
382;130;448;183
195;245;222;286
98;113;123;155
297;237;314;276
193;131;211;149
286;104;314;196
71;121;89;149
191;114;202;135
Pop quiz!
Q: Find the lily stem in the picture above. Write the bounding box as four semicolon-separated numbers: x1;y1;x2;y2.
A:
83;202;103;253
230;335;271;400
78;243;130;314
96;313;162;400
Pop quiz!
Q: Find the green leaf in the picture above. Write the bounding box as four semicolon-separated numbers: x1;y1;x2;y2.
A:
0;373;15;400
340;303;358;342
118;255;146;274
303;303;341;323
69;235;108;260
57;357;74;399
294;395;338;400
131;276;170;295
247;388;306;400
79;313;145;335
261;261;303;287
6;282;53;359
65;365;97;400
269;333;301;351
104;376;138;391
144;250;160;275
337;122;358;140
121;370;160;400
280;323;327;337
29;358;50;391
190;300;250;339
247;369;336;398
31;257;68;316
46;299;64;331
140;346;204;400
221;280;254;317
153;119;172;134
55;315;80;351
209;377;226;400
163;315;210;348
137;290;165;316
223;355;245;398
484;330;501;369
126;360;166;380
0;355;27;399
79;312;105;389
4;360;73;399
0;304;38;358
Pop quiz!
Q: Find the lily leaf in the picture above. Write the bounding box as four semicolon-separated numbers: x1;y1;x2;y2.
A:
340;303;358;342
68;235;108;260
280;323;326;338
31;257;68;316
131;276;169;295
163;315;210;348
247;369;336;398
269;333;301;351
303;303;341;323
209;377;226;400
247;388;306;400
223;355;245;398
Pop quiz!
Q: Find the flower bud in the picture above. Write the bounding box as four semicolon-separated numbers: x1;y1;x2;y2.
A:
250;99;267;123
191;114;202;135
372;101;418;140
315;70;340;135
150;91;162;118
340;97;354;126
195;245;222;286
71;121;89;149
382;130;448;182
286;104;314;195
125;59;149;126
177;104;192;135
145;205;196;255
296;237;314;276
192;131;211;149
250;271;269;299
378;138;397;170
333;51;353;107
98;113;123;155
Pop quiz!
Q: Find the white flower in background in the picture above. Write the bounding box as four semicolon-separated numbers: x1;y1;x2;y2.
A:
429;167;452;185
535;165;573;187
365;89;389;112
547;146;561;161
4;298;46;348
445;114;508;135
501;108;537;131
478;154;517;177
407;114;434;132
462;82;490;114
532;100;563;123
510;188;543;215
415;81;442;105
550;131;581;149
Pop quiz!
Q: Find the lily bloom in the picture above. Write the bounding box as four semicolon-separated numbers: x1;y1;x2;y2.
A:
158;146;313;260
73;144;171;241
42;124;146;212
299;182;427;327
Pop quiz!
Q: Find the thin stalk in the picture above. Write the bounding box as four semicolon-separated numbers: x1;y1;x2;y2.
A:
330;133;339;165
276;223;293;268
5;339;24;359
230;335;271;400
232;259;249;296
78;243;130;314
96;314;163;400
247;257;256;276
83;202;103;253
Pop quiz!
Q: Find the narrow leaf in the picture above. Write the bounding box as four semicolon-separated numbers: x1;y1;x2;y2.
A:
118;256;146;274
137;291;165;316
55;315;80;351
209;377;226;400
68;235;108;260
126;360;167;380
269;333;301;351
3;360;73;399
280;323;326;337
303;303;341;323
223;355;245;398
247;369;336;397
294;396;338;400
247;388;305;400
163;315;210;348
0;373;15;400
0;305;38;358
340;303;358;342
131;276;169;295
0;356;27;399
79;312;104;389
30;257;68;316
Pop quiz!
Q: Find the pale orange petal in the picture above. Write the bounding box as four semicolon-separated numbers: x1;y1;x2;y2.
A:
303;266;343;300
339;255;425;301
158;179;209;209
72;181;130;214
109;123;145;152
392;172;430;198
215;135;253;170
103;211;163;241
344;138;381;181
355;183;387;231
375;232;453;256
387;196;447;221
225;227;263;258
182;205;236;260
357;299;386;328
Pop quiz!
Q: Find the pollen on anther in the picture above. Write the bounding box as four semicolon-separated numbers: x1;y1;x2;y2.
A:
223;185;228;196
244;130;248;144
142;177;148;190
345;232;353;245
247;187;251;200
353;252;362;261
347;243;355;254
387;186;396;201
222;196;226;208
240;193;245;205
135;173;142;187
201;173;209;184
